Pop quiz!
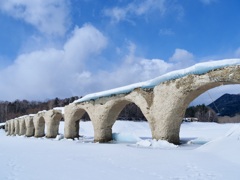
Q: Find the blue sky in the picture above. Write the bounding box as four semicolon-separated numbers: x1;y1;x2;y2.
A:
0;0;240;105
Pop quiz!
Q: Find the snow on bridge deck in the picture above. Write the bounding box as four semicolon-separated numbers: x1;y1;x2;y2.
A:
74;58;240;103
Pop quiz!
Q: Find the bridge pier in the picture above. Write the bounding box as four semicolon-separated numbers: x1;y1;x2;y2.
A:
6;120;11;135
64;104;87;139
33;112;46;137
5;121;8;133
150;77;192;144
25;115;35;137
19;117;26;136
45;109;63;138
14;119;20;136
10;120;15;135
93;126;112;142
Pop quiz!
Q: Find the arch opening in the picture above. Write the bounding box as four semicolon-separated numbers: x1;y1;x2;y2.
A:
110;100;151;143
65;108;94;141
180;84;240;145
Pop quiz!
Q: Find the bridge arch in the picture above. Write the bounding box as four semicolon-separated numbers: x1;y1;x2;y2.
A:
151;65;240;144
104;93;151;125
90;89;153;142
64;104;93;139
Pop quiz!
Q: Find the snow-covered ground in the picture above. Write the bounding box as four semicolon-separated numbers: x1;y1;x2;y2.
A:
1;121;240;180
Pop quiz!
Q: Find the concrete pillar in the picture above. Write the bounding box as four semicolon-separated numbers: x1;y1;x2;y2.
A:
93;126;112;143
64;104;86;139
5;121;8;133
19;117;26;136
10;120;15;135
149;75;199;144
33;112;46;137
91;105;121;143
14;119;20;135
25;115;35;137
6;120;11;136
45;109;63;138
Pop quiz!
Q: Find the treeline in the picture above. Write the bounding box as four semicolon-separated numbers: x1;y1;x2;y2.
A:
0;97;217;123
0;98;147;123
0;97;79;123
81;103;147;121
83;103;217;122
185;104;218;122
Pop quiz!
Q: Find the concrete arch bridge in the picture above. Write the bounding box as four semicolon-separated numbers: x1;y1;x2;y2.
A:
5;59;240;144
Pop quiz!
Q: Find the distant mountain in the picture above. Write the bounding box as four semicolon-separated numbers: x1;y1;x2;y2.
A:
208;94;240;117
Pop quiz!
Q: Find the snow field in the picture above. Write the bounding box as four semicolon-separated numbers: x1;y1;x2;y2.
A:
1;121;240;180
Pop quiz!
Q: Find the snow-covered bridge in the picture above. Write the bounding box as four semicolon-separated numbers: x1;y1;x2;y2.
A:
5;59;240;144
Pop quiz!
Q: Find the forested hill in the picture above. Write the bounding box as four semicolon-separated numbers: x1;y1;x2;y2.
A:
208;93;240;117
0;97;79;123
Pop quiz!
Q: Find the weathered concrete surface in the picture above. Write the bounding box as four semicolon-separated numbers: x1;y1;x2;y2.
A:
45;109;63;138
25;115;35;137
6;120;11;135
64;88;153;142
5;65;240;144
14;119;20;135
64;65;240;144
33;111;46;137
32;109;63;138
5;121;8;133
19;117;26;136
150;66;240;144
10;120;15;135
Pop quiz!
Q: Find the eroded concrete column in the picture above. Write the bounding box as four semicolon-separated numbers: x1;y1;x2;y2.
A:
64;103;87;139
19;117;26;136
93;126;112;143
14;119;20;136
90;105;118;143
10;120;15;135
33;111;46;137
149;77;196;144
6;120;11;135
45;109;63;138
5;121;8;133
25;115;35;137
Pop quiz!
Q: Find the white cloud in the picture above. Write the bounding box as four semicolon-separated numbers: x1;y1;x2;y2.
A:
103;0;166;23
0;0;70;36
0;24;107;100
170;48;194;62
0;22;238;105
169;48;195;69
79;42;174;92
0;34;197;101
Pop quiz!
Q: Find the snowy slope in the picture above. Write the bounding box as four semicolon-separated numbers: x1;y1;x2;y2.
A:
1;121;240;180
